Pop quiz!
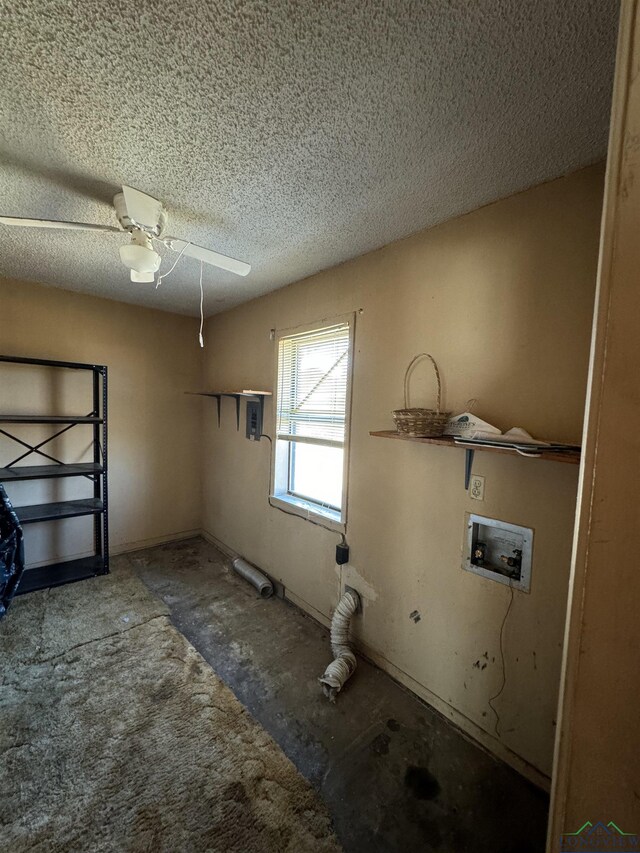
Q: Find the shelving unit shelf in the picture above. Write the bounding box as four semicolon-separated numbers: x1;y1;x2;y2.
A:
0;415;103;424
15;556;106;596
0;355;109;595
370;430;580;488
16;499;104;525
0;463;104;481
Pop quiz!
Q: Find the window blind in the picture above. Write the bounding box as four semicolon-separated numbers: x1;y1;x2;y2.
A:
276;322;350;447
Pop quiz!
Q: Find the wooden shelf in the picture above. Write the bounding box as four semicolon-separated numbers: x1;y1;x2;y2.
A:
370;430;581;488
188;391;272;398
370;431;580;463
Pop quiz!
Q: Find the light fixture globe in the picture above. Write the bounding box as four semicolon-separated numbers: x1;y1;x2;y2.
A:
119;229;161;283
129;269;156;283
119;241;161;278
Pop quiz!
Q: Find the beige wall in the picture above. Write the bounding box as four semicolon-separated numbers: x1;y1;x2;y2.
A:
0;278;202;562
201;165;604;783
549;0;640;841
0;163;605;787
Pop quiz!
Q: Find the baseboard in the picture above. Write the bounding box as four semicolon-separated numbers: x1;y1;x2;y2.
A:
200;529;238;560
111;529;201;556
284;588;331;629
24;529;201;569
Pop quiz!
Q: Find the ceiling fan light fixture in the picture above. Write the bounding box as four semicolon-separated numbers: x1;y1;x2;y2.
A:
129;269;156;283
119;241;161;275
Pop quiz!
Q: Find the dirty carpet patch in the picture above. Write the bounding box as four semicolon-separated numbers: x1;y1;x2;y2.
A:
0;560;341;852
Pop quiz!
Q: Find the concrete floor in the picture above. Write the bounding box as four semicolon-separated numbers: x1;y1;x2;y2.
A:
129;537;548;853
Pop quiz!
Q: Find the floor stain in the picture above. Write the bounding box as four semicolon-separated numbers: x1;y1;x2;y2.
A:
405;765;440;800
370;732;391;756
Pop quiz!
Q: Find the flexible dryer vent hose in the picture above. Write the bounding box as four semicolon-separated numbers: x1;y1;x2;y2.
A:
231;557;274;599
319;590;360;702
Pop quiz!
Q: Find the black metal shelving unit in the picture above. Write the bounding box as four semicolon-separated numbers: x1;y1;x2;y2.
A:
0;355;109;595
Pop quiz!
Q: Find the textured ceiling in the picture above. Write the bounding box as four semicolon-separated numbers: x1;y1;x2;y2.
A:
0;0;619;317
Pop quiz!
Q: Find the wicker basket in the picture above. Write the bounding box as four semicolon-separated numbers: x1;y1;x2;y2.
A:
392;353;450;437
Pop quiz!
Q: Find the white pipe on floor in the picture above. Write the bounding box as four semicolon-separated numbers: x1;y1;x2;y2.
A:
231;557;274;598
319;590;360;702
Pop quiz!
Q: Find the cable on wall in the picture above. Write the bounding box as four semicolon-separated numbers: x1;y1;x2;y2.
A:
488;580;515;736
198;260;205;348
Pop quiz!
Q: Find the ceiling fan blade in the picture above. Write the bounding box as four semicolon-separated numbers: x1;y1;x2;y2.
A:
121;186;165;232
163;237;251;277
0;216;120;233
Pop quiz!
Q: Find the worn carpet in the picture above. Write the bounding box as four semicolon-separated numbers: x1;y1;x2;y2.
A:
0;558;341;852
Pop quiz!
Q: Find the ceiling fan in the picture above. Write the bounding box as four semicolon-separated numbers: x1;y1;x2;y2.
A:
0;185;251;283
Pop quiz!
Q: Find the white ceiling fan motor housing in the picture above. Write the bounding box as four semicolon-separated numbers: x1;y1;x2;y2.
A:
113;190;167;236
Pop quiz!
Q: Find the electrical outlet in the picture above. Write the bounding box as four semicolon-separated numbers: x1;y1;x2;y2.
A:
469;474;485;501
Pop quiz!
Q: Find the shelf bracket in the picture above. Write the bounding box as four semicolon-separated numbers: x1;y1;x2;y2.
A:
465;448;475;490
191;390;271;434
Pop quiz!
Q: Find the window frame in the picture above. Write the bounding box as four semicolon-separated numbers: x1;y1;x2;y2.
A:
270;314;355;532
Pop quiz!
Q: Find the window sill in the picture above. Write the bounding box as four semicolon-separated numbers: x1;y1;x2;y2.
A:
269;494;345;533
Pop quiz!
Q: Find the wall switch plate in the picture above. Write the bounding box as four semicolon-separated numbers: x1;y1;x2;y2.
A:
469;474;485;501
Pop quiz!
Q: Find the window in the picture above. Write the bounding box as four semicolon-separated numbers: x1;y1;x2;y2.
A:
271;318;353;528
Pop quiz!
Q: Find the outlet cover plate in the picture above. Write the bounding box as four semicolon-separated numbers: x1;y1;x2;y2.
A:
469;474;485;501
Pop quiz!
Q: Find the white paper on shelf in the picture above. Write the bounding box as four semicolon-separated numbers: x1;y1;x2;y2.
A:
465;429;506;441
495;427;550;446
444;412;501;437
459;427;551;447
